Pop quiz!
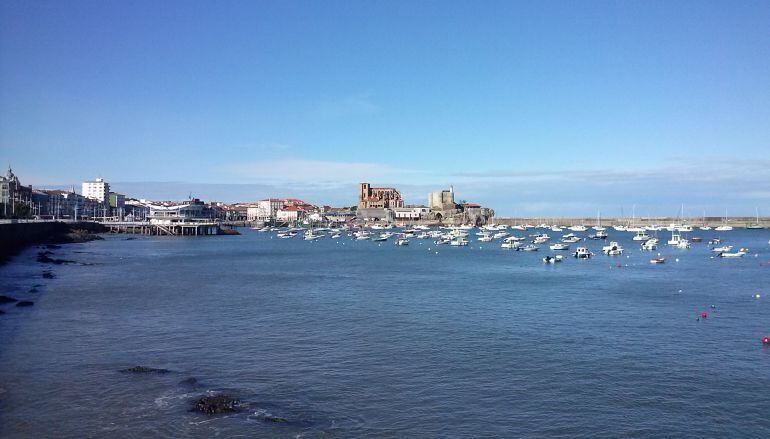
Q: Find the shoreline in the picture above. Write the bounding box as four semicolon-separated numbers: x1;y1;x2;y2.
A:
0;221;105;264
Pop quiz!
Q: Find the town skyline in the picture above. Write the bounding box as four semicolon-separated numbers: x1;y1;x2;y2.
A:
2;1;770;216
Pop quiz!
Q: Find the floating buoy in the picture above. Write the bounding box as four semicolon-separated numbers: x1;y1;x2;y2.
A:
701;312;708;319
675;258;680;262
678;289;682;293
710;304;716;309
756;294;762;299
763;336;770;345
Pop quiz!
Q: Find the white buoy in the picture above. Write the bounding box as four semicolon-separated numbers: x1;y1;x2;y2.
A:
756;294;761;299
678;290;682;293
675;258;680;262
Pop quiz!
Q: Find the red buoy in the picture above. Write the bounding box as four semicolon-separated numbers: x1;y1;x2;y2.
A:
701;312;708;319
763;336;770;345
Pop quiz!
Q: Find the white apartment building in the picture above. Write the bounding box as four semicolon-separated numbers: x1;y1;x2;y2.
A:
393;206;430;220
82;178;110;203
247;199;286;221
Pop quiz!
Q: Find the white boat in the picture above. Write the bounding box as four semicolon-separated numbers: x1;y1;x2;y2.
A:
277;231;296;239
493;232;509;239
632;230;651;241
568;225;587;232
650;257;665;264
594;230;608;239
372;234;389;242
667;231;689;248
520;244;539;251
477;233;493;242
550;243;570;251
715;209;732;231
719;249;747;258
543;255;563;263
573;247;592;259
602;241;624;255
641;238;658;251
711;245;733;253
551;226;563;232
562;236;581;243
330;233;341;239
434;238;451;245
303;230;323;241
613;225;627;231
501;239;522;250
450;237;469;246
395;238;409;246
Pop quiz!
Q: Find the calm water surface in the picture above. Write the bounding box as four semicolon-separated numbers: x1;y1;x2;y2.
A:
1;228;769;438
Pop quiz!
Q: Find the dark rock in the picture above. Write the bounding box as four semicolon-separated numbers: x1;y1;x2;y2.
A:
37;252;75;265
0;295;19;304
179;377;199;387
42;272;55;279
192;394;241;414
217;228;241;235
29;287;39;293
45;244;62;249
16;300;34;307
263;415;289;423
121;365;169;374
63;229;104;243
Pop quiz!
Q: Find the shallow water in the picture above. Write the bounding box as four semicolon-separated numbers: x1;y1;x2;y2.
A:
1;228;769;438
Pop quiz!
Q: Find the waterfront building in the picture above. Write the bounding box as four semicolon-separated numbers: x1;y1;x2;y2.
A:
393;206;430;220
1;166;33;218
358;183;404;209
276;205;307;223
82;178;110;203
146;198;209;224
42;188;100;220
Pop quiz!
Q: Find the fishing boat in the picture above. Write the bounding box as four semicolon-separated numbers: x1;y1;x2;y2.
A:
543;255;563;263
667;230;689;248
641;238;658;250
303;229;323;241
650;257;666;264
372;234;389;242
450;237;469;246
395;238;409;246
568;225;587;232
501;239;522;250
549;243;570;251
711;245;733;253
602;241;624;255
277;231;297;239
632;230;651;241
476;232;493;242
719;249;747;258
520;244;539;251
573;247;592;259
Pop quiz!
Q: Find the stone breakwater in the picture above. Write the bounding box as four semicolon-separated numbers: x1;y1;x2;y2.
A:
0;221;105;264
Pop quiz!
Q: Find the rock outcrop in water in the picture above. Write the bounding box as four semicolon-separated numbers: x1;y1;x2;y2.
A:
37;251;75;265
121;365;169;374
192;394;241;414
179;377;199;387
16;300;34;307
263;415;289;423
42;271;55;279
0;295;19;304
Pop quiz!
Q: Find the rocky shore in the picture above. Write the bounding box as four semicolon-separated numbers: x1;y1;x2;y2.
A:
0;221;105;264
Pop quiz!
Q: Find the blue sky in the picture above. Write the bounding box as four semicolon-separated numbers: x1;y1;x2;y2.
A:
1;0;769;216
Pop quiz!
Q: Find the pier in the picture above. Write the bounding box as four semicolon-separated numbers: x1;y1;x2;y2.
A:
102;221;221;236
